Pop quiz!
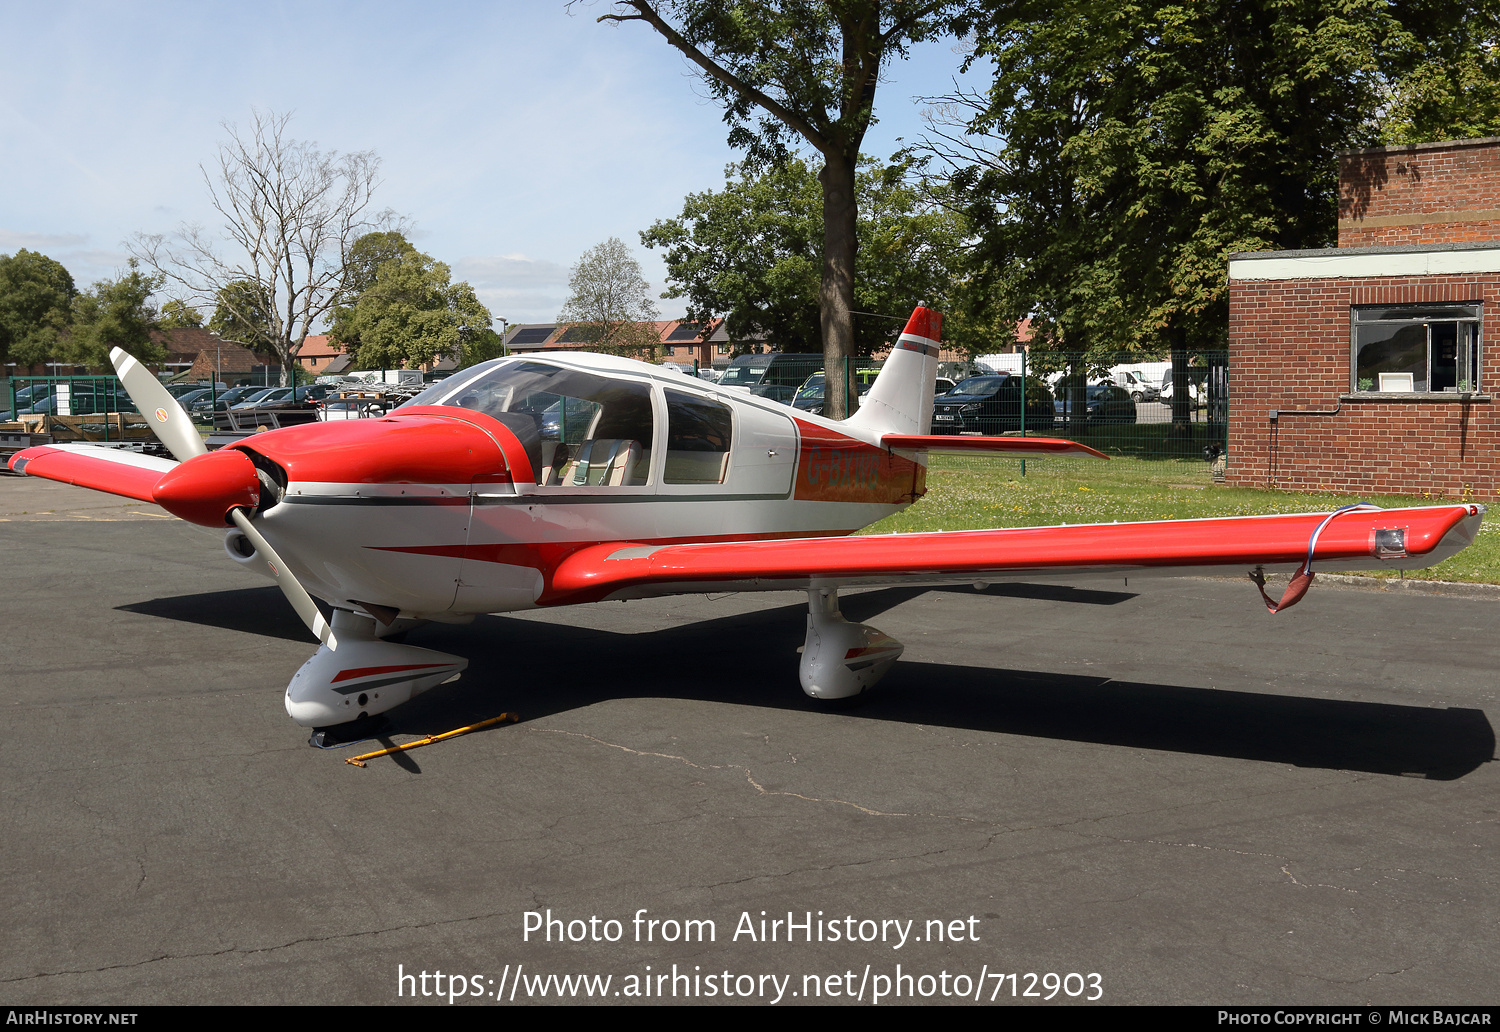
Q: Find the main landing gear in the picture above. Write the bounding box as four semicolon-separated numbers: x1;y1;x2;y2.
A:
798;587;905;700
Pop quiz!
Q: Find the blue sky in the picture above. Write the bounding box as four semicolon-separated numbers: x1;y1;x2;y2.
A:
0;1;984;327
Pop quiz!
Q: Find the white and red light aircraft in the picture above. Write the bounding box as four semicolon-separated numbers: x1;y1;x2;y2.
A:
8;308;1484;734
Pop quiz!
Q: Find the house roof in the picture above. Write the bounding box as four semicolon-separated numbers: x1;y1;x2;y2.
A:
298;334;342;358
150;326;228;364
503;319;728;352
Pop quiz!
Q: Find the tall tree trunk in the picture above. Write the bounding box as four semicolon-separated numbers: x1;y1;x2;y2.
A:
819;153;858;421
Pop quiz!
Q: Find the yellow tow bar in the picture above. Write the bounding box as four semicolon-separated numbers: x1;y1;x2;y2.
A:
345;713;519;767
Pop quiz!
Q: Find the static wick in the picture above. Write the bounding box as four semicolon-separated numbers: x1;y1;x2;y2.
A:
346;713;520;767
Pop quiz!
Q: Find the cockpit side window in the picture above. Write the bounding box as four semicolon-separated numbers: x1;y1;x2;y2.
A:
663;389;733;485
429;360;654;486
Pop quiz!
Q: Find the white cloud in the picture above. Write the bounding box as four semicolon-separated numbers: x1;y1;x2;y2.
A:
0;229;89;251
455;254;570;290
455;254;572;324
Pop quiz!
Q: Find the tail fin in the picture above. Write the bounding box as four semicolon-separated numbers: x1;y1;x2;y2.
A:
844;306;942;435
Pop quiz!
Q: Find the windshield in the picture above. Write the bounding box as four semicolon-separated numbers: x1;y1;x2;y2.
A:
412;359;655;486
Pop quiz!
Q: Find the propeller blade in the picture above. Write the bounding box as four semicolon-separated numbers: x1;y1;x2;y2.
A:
109;347;208;463
229;508;338;649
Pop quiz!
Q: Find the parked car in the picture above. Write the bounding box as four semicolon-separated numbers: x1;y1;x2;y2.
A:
21;384;134;415
749;384;796;405
930;374;1055;434
190;386;268;419
716;352;827;392
1053;384;1138;424
11;384;56;408
537;395;602;443
165;381;226;398
1111;369;1160;402
1158;370;1206;404
790;373;875;416
228;385;330;412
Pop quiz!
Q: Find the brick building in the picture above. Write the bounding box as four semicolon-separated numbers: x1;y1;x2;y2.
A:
1227;137;1500;499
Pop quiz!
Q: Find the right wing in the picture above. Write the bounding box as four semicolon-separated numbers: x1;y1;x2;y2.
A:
9;444;177;503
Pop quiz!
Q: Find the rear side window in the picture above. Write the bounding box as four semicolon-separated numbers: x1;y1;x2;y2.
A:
664;390;733;484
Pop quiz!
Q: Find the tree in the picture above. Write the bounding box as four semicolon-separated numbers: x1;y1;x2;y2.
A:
1378;2;1500;144
936;0;1462;430
158;299;203;329
132;110;395;386
593;0;958;417
208;279;277;353
67;259;165;366
0;250;75;368
557;237;662;359
336;230;418;303
326;237;494;369
642;154;969;358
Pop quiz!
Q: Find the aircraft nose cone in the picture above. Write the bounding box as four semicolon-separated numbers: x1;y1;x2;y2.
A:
152;448;260;527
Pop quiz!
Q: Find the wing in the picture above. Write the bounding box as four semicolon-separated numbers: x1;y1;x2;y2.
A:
544;504;1483;605
8;444;177;503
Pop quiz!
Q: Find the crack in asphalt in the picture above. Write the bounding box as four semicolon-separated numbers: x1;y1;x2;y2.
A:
527;727;977;822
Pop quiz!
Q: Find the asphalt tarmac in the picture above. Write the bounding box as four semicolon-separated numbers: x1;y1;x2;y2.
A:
1;477;1495;1006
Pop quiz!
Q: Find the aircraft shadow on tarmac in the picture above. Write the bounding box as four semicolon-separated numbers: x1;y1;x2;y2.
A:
121;584;1494;781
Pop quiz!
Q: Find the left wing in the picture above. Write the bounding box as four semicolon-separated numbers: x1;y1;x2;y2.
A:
544;505;1483;605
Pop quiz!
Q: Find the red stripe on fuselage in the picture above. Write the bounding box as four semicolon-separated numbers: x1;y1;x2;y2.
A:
793;420;923;504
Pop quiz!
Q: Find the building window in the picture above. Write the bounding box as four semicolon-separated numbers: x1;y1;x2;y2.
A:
1352;303;1481;393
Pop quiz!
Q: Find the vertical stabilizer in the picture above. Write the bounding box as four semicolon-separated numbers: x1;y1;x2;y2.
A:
844;306;942;435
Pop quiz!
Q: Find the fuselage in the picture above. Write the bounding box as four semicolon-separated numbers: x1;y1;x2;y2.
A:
227;353;928;619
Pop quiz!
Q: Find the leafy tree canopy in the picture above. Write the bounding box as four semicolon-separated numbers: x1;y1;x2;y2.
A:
209;279;278;354
68;259;165;366
940;0;1500;375
642;154;970;355
339;230;418;303
557;237;662;359
327;245;492;369
158;299;204;329
925;0;1500;429
1378;0;1500;144
596;1;960;416
0;249;76;367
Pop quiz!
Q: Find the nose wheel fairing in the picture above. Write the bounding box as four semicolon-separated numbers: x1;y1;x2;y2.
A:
285;610;467;728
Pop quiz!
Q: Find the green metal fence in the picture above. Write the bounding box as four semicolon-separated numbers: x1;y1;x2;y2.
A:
944;351;1229;464
3;375;141;441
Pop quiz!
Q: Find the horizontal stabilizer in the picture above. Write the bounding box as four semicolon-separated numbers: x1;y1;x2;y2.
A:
881;434;1109;460
8;444;177;503
545;505;1483;603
